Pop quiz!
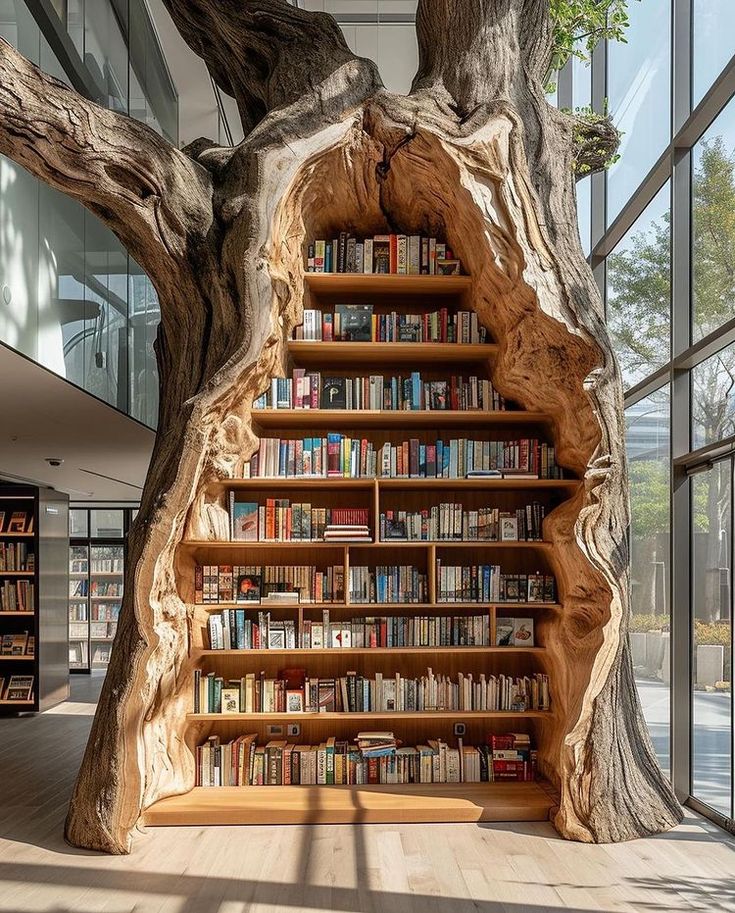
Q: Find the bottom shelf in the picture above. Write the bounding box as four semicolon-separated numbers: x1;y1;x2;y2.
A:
143;780;558;826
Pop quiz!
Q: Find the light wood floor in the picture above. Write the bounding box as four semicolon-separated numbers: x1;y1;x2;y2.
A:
0;675;734;913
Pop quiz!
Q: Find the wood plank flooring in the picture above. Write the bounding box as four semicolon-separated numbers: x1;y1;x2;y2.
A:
0;673;734;913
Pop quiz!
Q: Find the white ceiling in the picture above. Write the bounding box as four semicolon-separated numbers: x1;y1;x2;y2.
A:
0;344;154;501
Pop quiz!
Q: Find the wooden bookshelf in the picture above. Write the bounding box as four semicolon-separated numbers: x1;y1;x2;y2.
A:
252;408;552;430
0;484;68;714
143;266;571;829
304;273;472;296
288;341;497;366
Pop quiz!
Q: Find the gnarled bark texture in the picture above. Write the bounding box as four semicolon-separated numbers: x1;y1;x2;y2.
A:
0;0;682;853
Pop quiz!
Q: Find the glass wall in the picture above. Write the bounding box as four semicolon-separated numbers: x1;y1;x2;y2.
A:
0;0;174;429
606;0;671;223
598;0;735;826
606;182;671;390
626;387;671;774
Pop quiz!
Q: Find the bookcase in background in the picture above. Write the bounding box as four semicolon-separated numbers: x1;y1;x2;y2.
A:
68;507;136;673
0;483;68;714
144;264;580;826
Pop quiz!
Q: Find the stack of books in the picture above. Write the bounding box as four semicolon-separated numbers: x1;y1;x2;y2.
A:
323;524;371;543
357;731;398;757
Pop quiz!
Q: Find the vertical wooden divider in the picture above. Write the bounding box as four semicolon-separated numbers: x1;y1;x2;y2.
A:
489;605;497;648
343;544;350;607
428;545;437;605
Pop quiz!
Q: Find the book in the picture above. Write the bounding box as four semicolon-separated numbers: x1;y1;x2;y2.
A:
5;674;33;701
221;688;241;714
236;574;262;603
321;377;347;410
335;305;373;341
513;618;534;647
495;620;515;647
232;502;258;541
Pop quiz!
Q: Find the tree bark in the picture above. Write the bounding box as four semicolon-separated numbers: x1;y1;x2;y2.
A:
0;0;682;852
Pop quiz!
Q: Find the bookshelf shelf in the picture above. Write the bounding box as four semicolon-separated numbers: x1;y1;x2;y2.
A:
187;710;551;721
0;571;34;577
0;699;34;706
143;780;557;826
0;611;34;616
288;341;497;367
197;602;562;611
0;655;35;661
197;646;545;657
305;273;472;296
0;532;34;538
223;478;579;491
183;539;552;550
252;408;552;430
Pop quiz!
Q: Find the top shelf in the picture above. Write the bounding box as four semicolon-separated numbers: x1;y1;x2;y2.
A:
305;274;472;296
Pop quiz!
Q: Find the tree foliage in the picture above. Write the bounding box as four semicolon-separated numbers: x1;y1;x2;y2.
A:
549;0;637;73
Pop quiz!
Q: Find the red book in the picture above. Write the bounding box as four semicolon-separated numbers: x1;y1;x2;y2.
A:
389;234;398;274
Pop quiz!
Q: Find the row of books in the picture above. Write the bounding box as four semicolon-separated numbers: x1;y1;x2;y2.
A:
193;669;551;714
0;580;34;612
194;564;558;606
348;566;428;604
68;605;88;621
379;503;546;542
90;558;124;573
245;437;561;480
230;499;370;542
0;511;33;534
255;372;505;413
436;566;556;604
195;732;537;786
0;632;34;656
91;604;120;621
0;543;34;572
306;234;460;276
206;611;498;651
0;674;34;702
196;565;344;605
297;307;486;344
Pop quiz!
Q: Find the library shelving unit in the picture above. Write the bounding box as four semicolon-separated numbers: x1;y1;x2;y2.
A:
143;270;577;827
68;507;131;673
0;483;68;714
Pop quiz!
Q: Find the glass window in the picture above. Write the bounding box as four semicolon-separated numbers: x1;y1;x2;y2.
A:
572;51;591;111
83;0;128;113
692;96;735;342
692;343;735;450
576;176;591;257
693;0;735;107
606;0;671;223
129;0;179;144
91;509;124;538
606;182;671;391
692;462;732;816
69;508;88;538
626;387;671;776
128;259;160;428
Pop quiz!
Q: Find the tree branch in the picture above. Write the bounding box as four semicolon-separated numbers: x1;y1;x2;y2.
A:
0;37;214;295
161;0;383;136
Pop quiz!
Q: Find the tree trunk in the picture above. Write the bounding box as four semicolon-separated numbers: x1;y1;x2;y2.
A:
0;0;682;853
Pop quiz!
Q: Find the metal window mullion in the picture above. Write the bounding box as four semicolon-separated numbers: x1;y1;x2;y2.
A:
590;36;608;257
672;0;692;134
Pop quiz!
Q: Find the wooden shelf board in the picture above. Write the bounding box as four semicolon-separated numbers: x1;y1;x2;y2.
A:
187;710;550;721
183;539;550;550
252;409;551;430
89;596;123;600
196;602;561;611
0;611;35;616
0;532;34;537
0;571;34;576
0;700;35;706
90;572;123;577
288;341;497;366
222;477;578;491
197;646;544;657
304;273;472;295
0;655;35;660
143;780;557;826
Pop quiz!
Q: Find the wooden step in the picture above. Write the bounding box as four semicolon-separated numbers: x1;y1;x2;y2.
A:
143;780;557;826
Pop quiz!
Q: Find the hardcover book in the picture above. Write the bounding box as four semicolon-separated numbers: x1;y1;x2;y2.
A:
236;574;262;603
321;377;347;410
336;304;373;341
513;618;534;646
232;502;258;541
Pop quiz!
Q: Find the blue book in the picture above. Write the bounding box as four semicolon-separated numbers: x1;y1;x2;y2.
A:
232;502;258;541
235;610;246;649
411;372;421;410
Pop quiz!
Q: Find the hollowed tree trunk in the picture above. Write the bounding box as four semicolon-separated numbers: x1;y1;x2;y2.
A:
0;0;682;853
